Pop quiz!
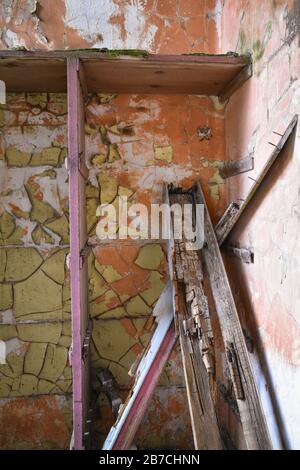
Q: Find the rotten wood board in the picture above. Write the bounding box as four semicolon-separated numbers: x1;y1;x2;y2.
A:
194;181;272;450
176;279;222;450
215;115;298;245
168;191;222;450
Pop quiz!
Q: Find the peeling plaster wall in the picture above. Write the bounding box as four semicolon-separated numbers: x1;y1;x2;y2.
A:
0;92;226;449
85;92;226;448
220;0;300;449
0;0;222;53
0;93;72;449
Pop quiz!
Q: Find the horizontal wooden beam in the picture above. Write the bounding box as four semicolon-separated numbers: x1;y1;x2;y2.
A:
0;51;251;95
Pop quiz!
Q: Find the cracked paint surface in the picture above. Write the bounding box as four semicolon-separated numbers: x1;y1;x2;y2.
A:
84;91;226;447
0;89;225;449
0;93;71;449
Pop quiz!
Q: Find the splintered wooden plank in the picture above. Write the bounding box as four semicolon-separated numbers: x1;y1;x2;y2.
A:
177;285;223;450
68;57;89;450
168;191;222;450
215;115;298;245
103;282;176;450
194;181;272;450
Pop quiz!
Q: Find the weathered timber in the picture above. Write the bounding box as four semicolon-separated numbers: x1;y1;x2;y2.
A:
194;181;272;450
169;191;223;450
215;115;298;245
215;201;241;246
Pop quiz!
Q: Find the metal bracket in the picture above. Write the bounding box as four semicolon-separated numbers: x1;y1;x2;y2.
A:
78;152;89;179
97;368;122;419
79;243;91;268
222;244;254;264
82;321;92;360
219;154;254;179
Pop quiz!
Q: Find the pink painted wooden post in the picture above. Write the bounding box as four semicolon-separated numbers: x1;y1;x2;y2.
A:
67;57;89;450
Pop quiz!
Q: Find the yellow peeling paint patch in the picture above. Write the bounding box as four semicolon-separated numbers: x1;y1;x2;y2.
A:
98;173;118;204
45;215;69;244
0;212;15;239
13;269;63;317
97;93;117;104
27;93;47;108
209;96;226;110
95;261;122;283
42;249;67;285
30;147;61;167
2;352;24;378
32;225;54;245
6;146;31;167
140;271;165;306
154;145;173;163
24;343;48;376
208;170;225;200
0;284;13;310
135;244;165;270
108;144;121;163
85;123;99;135
0;324;17;341
4;248;43;282
100;306;127;319
39;344;68;382
16;323;62;344
125;295;152;315
118;186;133;199
19;374;39;396
91;153;106;166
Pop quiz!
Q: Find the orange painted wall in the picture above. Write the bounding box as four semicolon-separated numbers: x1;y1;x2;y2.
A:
221;0;300;448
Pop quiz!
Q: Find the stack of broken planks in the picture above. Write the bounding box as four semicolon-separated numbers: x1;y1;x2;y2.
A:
102;116;297;450
167;184;271;450
102;181;271;450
